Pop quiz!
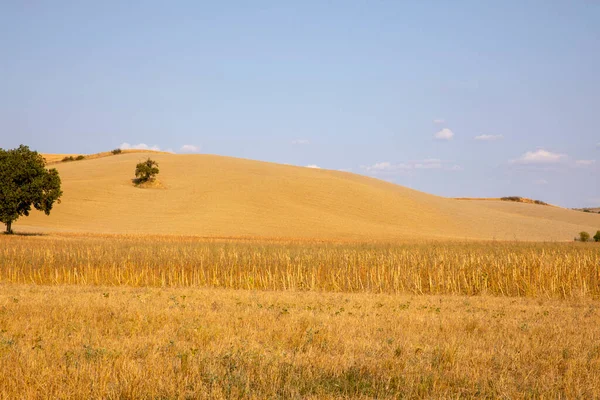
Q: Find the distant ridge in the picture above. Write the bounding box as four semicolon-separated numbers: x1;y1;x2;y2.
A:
455;197;555;207
43;149;168;164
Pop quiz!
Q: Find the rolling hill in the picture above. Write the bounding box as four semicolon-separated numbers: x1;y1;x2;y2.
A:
15;152;600;241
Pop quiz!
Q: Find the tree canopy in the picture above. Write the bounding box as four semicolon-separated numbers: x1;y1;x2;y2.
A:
0;145;63;234
134;158;159;184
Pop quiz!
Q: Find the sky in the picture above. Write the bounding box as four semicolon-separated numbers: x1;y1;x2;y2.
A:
1;1;598;208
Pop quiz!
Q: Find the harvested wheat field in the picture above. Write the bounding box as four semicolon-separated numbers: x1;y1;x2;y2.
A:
1;284;599;399
15;152;600;241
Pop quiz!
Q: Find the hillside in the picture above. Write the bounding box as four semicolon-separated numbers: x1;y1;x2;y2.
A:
15;152;600;241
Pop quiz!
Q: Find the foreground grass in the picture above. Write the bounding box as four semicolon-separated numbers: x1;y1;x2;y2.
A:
1;285;599;399
1;235;599;298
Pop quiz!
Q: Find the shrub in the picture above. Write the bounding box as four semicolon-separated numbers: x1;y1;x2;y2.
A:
584;209;591;213
594;231;600;243
501;197;522;202
61;156;75;162
579;232;590;242
533;200;548;205
134;158;159;184
75;155;85;160
111;149;122;155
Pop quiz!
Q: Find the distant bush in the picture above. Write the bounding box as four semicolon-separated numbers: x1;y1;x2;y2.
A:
594;231;600;243
111;149;122;155
583;209;591;213
579;232;590;242
62;155;85;162
501;196;522;202
500;197;548;206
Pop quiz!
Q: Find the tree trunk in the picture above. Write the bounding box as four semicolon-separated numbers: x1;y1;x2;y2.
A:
5;221;12;234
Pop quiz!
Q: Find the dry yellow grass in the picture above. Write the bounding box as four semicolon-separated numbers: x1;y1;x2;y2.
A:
2;235;599;298
2;234;599;398
14;152;600;241
1;284;599;399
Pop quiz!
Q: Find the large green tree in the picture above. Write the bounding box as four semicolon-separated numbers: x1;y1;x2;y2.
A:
0;145;63;234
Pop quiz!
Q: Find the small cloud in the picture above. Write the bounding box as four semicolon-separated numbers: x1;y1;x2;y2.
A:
575;159;595;166
433;119;445;124
305;164;320;169
511;149;566;164
119;142;161;151
292;139;310;145
475;134;504;141
180;144;200;153
165;148;175;154
362;159;459;174
534;179;548;185
434;128;454;140
364;162;394;172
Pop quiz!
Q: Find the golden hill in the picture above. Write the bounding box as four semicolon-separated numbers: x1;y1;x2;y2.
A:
15;152;600;241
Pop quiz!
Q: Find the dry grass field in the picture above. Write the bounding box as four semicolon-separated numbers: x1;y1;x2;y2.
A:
1;284;599;399
1;234;600;398
15;151;600;241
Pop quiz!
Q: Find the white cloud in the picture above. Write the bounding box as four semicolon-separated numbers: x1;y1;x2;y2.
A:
575;159;596;166
305;164;320;169
534;179;548;185
362;159;461;174
292;139;310;145
434;128;454;140
511;149;566;164
364;162;395;172
433;119;445;124
475;134;504;141
119;142;161;151
180;144;200;153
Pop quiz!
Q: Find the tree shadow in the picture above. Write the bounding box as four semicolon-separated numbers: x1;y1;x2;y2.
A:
3;231;47;237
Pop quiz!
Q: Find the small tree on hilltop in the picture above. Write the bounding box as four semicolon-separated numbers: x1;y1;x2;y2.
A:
579;231;590;242
134;158;159;184
0;145;63;234
594;231;600;243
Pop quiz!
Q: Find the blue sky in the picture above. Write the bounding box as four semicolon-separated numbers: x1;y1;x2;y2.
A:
1;1;598;207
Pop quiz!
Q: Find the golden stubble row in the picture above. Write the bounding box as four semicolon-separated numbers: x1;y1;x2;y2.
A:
1;235;599;298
